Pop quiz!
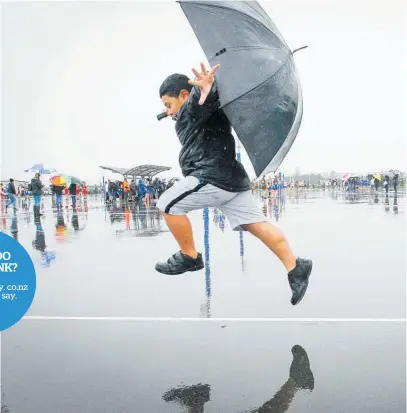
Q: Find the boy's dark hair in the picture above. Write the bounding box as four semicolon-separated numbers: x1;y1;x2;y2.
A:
159;73;192;98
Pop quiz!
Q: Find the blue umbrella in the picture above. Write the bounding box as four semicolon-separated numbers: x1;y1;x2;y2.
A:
25;163;57;175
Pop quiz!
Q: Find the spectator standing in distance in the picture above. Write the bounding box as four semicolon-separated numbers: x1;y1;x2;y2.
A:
30;173;44;216
5;178;17;213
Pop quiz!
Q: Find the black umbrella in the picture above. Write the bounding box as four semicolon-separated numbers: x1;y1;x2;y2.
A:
178;0;306;177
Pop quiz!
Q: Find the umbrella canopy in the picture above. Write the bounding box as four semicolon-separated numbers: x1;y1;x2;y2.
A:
50;175;83;186
69;176;83;185
373;174;382;181
179;0;305;177
25;163;57;175
50;175;70;186
385;169;399;179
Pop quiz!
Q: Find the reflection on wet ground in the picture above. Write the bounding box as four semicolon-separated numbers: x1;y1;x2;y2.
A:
1;320;405;412
0;190;405;318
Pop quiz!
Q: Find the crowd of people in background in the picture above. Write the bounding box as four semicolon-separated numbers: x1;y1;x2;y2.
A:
0;173;94;213
252;171;401;199
50;181;89;210
0;174;179;213
0;170;403;215
0;173;46;215
104;177;176;207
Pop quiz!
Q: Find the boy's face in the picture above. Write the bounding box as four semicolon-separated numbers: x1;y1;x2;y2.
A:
161;90;189;119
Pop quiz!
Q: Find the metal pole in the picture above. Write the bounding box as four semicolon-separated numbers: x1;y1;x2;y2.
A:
236;140;244;270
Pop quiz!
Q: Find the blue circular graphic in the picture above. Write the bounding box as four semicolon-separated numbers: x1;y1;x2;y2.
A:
0;232;36;332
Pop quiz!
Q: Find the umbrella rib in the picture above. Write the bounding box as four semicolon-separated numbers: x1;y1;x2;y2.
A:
220;55;293;110
178;1;288;48
244;0;286;44
210;45;282;60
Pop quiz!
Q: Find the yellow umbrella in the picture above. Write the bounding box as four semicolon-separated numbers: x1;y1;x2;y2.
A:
50;175;70;186
373;174;382;181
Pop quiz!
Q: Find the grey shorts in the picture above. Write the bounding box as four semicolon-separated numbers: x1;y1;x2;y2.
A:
157;176;267;231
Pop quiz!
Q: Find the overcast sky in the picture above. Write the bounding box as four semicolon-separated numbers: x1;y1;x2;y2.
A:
0;0;406;184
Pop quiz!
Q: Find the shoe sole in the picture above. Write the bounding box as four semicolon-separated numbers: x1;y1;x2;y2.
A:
155;263;204;275
291;261;313;305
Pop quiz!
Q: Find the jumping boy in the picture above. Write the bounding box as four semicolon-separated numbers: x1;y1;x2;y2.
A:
156;63;312;305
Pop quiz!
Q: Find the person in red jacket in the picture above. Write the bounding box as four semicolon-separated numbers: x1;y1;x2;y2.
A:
82;184;88;197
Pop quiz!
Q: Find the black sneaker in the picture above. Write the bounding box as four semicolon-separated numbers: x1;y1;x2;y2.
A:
155;251;204;275
289;345;314;390
288;258;312;305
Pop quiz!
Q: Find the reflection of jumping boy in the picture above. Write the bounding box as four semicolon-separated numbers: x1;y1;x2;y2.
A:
163;383;210;413
156;63;312;305
163;345;314;413
247;345;314;413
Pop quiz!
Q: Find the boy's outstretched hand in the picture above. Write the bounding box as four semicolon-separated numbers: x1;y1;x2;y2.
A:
188;62;220;105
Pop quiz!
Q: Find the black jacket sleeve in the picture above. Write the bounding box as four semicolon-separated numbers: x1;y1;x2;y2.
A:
185;82;220;124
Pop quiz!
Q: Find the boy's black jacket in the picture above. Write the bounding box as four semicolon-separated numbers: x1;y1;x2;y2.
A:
174;82;251;192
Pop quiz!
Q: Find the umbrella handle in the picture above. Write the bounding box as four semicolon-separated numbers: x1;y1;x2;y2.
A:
292;45;308;54
157;112;168;121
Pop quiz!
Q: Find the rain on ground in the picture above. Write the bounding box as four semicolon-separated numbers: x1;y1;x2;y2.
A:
1;189;405;412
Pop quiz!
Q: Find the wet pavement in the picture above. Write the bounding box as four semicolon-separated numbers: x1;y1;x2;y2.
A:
0;189;405;319
1;190;405;412
1;319;405;413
